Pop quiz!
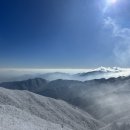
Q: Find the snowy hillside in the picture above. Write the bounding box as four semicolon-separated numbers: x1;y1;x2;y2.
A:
0;105;72;130
0;87;103;130
1;72;130;129
2;76;130;124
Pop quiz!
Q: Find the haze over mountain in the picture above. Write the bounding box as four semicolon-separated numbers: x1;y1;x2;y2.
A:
1;0;130;129
1;74;130;129
1;67;130;83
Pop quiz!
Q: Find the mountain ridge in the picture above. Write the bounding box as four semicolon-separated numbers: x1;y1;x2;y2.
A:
0;87;103;130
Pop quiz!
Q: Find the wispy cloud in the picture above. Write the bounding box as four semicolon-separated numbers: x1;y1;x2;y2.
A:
104;17;130;66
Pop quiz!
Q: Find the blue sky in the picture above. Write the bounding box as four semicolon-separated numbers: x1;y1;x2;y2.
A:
0;0;130;68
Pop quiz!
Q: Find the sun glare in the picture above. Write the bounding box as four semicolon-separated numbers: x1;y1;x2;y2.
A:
103;0;118;13
107;0;117;5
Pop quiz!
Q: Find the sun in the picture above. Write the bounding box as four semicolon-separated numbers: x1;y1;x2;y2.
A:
107;0;117;5
103;0;118;13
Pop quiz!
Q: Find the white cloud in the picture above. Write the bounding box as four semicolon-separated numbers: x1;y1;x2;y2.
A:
104;17;130;66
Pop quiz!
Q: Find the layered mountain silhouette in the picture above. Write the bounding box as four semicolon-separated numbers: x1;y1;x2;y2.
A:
1;75;130;129
1;67;129;83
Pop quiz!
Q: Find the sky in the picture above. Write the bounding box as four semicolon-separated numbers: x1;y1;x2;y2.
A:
0;0;130;68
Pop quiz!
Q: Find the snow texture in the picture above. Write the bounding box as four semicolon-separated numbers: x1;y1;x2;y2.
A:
0;87;103;130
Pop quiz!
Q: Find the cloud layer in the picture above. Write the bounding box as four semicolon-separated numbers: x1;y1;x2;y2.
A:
104;17;130;66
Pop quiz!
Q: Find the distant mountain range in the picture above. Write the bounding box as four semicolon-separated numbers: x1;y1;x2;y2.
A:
39;67;125;81
1;75;130;129
1;69;130;129
1;67;130;82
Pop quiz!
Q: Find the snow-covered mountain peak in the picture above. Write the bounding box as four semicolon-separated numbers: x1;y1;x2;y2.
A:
94;66;122;73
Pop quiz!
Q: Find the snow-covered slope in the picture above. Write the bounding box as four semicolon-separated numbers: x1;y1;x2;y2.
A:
2;76;130;124
2;76;130;129
0;105;72;130
0;87;103;130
